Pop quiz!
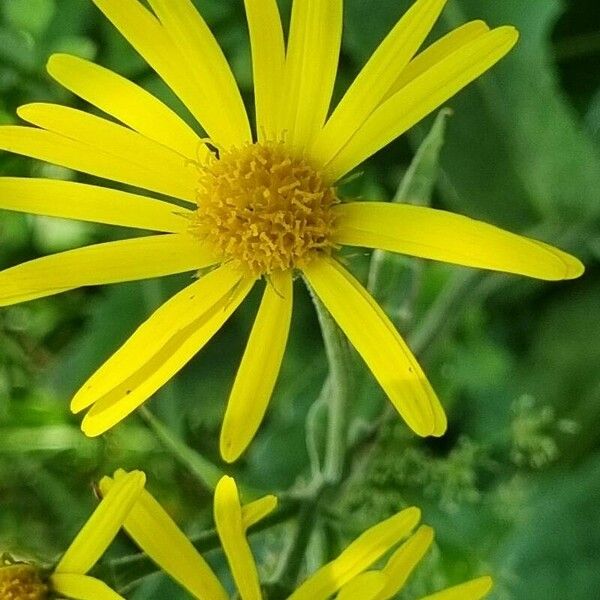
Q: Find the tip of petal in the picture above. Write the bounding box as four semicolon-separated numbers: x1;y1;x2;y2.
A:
470;575;494;597
400;506;421;529
127;470;147;489
81;414;109;438
564;255;585;280
71;392;91;414
15;103;36;122
216;474;237;492
417;524;435;542
46;52;66;70
498;24;520;45
220;434;247;464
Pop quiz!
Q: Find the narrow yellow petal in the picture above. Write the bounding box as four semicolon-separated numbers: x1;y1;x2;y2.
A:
76;268;255;437
333;202;585;281
99;473;228;600
324;27;519;180
0;125;195;203
241;495;278;530
376;526;434;599
388;20;490;96
15;104;198;202
220;271;293;463
312;0;447;165
0;178;190;233
419;576;493;600
243;0;285;141
147;0;251;145
90;0;233;146
55;471;145;575
0;234;217;308
279;0;343;149
214;476;262;600
50;574;125;600
46;53;204;160
336;572;387;600
289;507;420;600
303;257;446;437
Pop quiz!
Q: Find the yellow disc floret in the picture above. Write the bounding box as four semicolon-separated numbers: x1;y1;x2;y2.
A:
191;141;339;277
0;564;48;600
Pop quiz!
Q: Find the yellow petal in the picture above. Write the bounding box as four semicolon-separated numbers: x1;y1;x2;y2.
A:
419;576;493;600
214;476;262;600
303;257;446;437
388;20;490;97
0;125;195;203
76;268;254;437
241;495;278;530
336;572;388;600
376;526;434;599
333;202;584;280
15;103;198;202
279;0;343;149
243;0;285;141
312;0;447;166
290;507;420;600
50;574;125;600
0;234;216;308
46;53;204;160
55;471;145;575
0;177;190;233
90;0;232;146
147;0;251;145
220;271;293;463
324;27;519;180
99;473;228;600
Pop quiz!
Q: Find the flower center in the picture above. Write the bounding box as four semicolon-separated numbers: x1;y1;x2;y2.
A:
191;142;339;277
0;564;48;600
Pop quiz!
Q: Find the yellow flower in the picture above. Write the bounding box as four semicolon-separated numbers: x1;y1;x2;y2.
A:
100;471;494;600
0;470;145;600
0;0;583;461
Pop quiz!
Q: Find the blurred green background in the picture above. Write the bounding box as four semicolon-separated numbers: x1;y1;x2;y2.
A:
0;0;599;598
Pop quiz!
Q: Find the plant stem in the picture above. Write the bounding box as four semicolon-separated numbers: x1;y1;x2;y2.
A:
408;269;482;356
270;501;320;595
310;291;353;485
109;500;300;594
139;407;224;492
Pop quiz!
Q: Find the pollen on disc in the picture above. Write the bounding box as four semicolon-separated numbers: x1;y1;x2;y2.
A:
190;141;339;277
0;564;49;600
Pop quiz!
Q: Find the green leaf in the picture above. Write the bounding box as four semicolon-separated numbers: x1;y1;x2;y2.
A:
2;0;56;38
498;456;600;599
367;109;452;328
344;0;600;230
438;0;600;225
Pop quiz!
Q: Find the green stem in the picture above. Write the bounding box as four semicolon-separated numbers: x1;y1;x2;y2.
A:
108;500;300;594
272;503;320;593
310;291;353;485
408;269;482;356
139;407;224;492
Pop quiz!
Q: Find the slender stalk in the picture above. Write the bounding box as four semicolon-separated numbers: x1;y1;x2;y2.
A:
139;407;224;492
408;269;482;356
270;501;320;595
310;290;353;485
109;500;300;594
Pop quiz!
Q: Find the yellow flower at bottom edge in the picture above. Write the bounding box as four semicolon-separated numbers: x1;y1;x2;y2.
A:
0;470;145;600
100;471;493;600
0;0;584;462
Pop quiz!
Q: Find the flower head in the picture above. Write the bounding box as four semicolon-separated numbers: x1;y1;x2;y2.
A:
0;561;49;600
0;0;584;461
100;471;493;600
1;470;145;600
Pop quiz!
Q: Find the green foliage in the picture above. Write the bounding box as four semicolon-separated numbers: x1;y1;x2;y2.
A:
0;1;599;599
